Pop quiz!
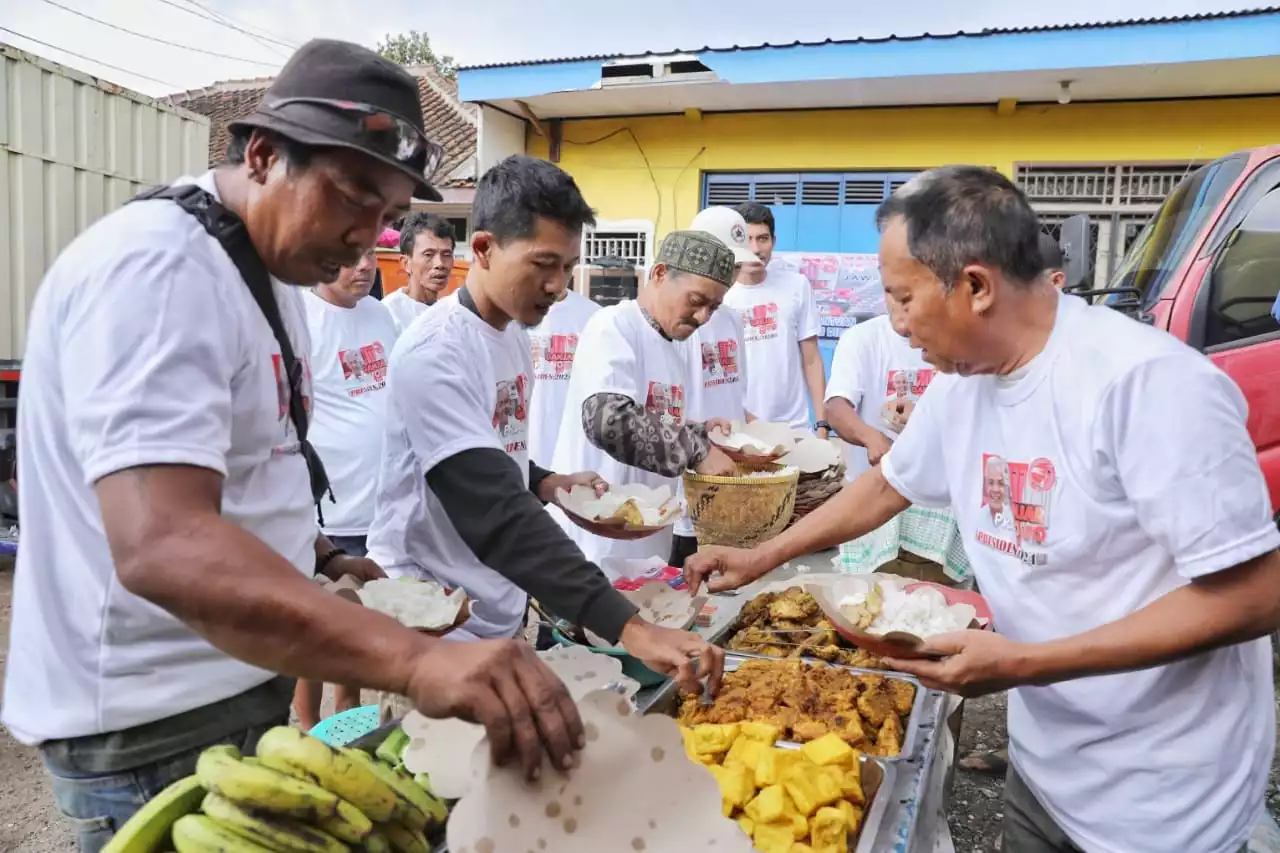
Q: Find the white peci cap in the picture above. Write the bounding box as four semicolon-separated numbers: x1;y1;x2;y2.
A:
690;206;758;265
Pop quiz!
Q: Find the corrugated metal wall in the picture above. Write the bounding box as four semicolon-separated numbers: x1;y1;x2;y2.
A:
0;44;211;362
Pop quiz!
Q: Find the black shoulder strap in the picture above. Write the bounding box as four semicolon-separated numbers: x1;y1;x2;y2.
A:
130;183;334;518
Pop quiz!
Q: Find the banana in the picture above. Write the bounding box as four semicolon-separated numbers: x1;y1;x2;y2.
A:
256;726;397;823
376;822;429;853
357;831;390;853
374;729;409;767
102;775;205;853
315;799;374;845
196;745;339;822
200;793;348;853
342;749;447;833
172;813;276;852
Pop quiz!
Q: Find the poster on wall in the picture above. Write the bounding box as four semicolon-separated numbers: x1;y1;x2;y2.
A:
770;252;887;341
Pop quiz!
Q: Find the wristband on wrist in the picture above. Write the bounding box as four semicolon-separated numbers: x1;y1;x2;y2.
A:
315;547;346;577
813;420;831;431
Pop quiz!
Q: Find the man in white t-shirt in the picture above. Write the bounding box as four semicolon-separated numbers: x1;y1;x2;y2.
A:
526;285;600;468
296;247;398;730
668;206;757;567
2;41;586;849
382;212;455;334
724;202;827;433
367;156;723;693
687;166;1279;853
550;231;739;571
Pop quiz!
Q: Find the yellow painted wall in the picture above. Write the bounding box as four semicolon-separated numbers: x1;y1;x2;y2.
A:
527;96;1280;238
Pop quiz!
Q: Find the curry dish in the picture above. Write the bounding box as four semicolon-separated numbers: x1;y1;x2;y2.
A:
727;587;885;670
677;658;916;757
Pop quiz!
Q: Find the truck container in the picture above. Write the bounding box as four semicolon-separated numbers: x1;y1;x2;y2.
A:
0;42;211;433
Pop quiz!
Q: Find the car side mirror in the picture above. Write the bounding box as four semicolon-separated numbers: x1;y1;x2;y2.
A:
1058;215;1093;291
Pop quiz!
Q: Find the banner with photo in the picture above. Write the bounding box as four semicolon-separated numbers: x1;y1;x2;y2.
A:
770;252;887;341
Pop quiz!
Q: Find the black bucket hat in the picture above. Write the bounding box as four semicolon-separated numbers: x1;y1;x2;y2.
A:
229;39;444;202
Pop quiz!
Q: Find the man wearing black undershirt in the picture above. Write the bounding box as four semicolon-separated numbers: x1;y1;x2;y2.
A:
365;155;724;694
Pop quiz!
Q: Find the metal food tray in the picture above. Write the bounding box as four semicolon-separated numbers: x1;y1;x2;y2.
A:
640;654;925;763
715;607;892;668
641;694;896;853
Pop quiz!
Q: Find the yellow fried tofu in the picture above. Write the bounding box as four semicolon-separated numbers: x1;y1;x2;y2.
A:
782;763;842;816
722;798;734;817
789;810;809;840
680;727;699;761
725;736;765;773
801;732;856;768
738;816;755;837
756;747;803;787
840;767;865;806
748;784;789;824
809;806;849;853
739;721;782;745
839;799;865;831
792;846;815;853
714;763;756;808
752;820;796;853
692;723;740;756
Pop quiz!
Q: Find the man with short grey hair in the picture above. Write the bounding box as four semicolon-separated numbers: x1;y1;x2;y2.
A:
686;165;1279;853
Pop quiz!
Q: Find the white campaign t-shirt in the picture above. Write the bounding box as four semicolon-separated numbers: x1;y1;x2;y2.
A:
366;293;533;640
381;288;430;336
723;268;820;428
304;293;398;536
825;315;935;481
675;306;750;537
526;289;600;468
880;293;1279;853
550;300;688;570
2;171;317;745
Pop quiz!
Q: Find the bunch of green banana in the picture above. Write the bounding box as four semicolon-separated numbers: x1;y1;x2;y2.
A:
102;726;449;853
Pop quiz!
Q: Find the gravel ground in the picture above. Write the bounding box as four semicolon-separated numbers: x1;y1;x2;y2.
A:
0;561;1276;852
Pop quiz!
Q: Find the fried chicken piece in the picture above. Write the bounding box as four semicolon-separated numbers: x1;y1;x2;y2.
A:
843;649;885;670
826;712;867;748
805;642;842;663
768;589;819;622
856;683;896;728
878;713;904;756
739;591;778;626
792;719;830;742
888;679;917;716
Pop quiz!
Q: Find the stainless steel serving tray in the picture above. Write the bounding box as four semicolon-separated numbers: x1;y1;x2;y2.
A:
641;690;896;853
641;653;925;762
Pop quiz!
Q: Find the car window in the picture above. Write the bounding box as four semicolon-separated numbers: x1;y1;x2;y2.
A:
1205;187;1280;349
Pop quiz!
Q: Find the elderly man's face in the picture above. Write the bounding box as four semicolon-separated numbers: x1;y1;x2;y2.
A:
879;217;997;376
984;458;1008;508
650;266;726;341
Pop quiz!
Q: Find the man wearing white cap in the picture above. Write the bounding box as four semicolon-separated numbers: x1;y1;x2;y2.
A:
668;207;757;567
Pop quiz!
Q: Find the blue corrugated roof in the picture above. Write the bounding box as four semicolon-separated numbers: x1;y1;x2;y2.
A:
458;7;1280;71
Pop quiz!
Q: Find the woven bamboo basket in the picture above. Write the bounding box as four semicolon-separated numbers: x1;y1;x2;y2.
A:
787;461;847;527
683;464;800;548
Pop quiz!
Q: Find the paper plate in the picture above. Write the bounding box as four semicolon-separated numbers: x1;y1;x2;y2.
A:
401;647;636;800
556;483;680;539
446;689;754;853
709;419;794;465
324;575;471;636
803;577;990;661
583;584;707;649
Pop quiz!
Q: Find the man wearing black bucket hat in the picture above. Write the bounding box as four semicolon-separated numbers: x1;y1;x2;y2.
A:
4;40;585;849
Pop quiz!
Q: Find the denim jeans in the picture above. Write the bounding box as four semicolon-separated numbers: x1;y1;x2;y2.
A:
43;719;285;852
328;534;368;557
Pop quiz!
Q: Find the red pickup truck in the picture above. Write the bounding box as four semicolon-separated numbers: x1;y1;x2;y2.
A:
1060;145;1280;521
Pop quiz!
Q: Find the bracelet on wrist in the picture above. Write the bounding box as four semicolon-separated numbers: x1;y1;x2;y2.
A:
315;547;347;577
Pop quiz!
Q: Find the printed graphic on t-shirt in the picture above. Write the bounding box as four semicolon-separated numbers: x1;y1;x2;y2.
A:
975;453;1056;566
530;333;578;381
743;303;780;341
700;339;741;388
645;381;685;426
492;374;530;453
880;368;935;433
270;354;313;454
338;342;388;397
